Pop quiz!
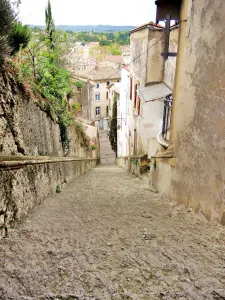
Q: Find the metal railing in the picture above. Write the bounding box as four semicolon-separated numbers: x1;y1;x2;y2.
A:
162;94;173;142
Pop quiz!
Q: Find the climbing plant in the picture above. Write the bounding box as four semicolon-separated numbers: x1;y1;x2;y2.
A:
109;98;117;156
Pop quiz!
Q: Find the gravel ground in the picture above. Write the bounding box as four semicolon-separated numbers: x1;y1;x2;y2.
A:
0;165;225;300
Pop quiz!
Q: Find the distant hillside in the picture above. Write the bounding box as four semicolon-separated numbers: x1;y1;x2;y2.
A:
29;25;135;32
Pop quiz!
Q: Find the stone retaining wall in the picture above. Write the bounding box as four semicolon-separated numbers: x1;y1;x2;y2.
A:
116;155;150;176
0;71;91;157
0;157;98;238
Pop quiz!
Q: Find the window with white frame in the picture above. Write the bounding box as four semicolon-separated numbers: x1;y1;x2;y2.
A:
95;92;100;101
96;83;100;88
95;106;100;116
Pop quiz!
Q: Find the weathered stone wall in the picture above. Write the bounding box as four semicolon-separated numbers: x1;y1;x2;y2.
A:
130;26;164;87
0;158;98;238
130;28;149;87
0;71;91;157
146;28;164;85
153;0;225;224
70;82;90;120
116;155;150;176
163;26;179;89
0;70;100;238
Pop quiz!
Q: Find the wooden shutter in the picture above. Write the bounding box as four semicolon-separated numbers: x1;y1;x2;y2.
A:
134;84;138;108
137;96;141;115
130;77;133;100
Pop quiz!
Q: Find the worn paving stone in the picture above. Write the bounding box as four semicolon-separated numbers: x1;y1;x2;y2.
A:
0;165;225;300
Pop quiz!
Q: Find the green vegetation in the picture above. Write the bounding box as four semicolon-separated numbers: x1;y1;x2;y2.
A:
74;80;83;90
0;0;128;154
70;31;130;45
0;0;19;65
56;184;62;193
74;120;83;130
67;31;130;58
9;23;31;55
109;99;117;156
30;27;130;59
8;1;74;153
0;0;75;153
89;43;122;61
0;0;31;64
45;0;55;49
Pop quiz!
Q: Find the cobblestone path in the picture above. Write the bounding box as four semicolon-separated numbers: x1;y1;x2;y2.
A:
1;165;225;300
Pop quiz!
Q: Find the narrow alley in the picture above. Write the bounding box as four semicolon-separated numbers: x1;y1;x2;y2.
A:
0;165;225;300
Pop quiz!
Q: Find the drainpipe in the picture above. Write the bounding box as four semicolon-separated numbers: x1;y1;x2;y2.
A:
157;132;169;148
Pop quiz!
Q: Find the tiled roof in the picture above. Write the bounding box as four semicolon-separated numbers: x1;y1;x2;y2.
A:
130;22;164;34
76;66;121;81
104;55;124;64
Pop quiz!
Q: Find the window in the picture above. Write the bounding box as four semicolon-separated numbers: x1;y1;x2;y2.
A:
106;81;110;86
106;106;109;116
106;92;109;99
96;83;100;88
95;92;100;101
130;77;133;100
95;106;100;116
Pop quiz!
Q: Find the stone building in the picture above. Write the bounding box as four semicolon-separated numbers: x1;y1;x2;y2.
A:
121;45;131;65
117;22;179;173
76;66;121;129
150;0;225;224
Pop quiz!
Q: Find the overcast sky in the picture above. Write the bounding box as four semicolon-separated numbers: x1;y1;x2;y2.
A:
17;0;156;26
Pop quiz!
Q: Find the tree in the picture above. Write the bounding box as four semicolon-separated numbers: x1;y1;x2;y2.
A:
45;0;55;49
26;39;46;79
0;0;15;65
109;98;117;156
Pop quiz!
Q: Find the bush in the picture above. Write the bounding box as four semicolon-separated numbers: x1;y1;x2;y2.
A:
9;22;31;55
74;120;83;130
0;0;14;37
74;80;83;90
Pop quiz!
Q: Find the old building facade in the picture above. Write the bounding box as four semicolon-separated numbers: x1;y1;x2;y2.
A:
117;0;225;224
117;22;179;173
150;0;225;224
75;66;121;129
